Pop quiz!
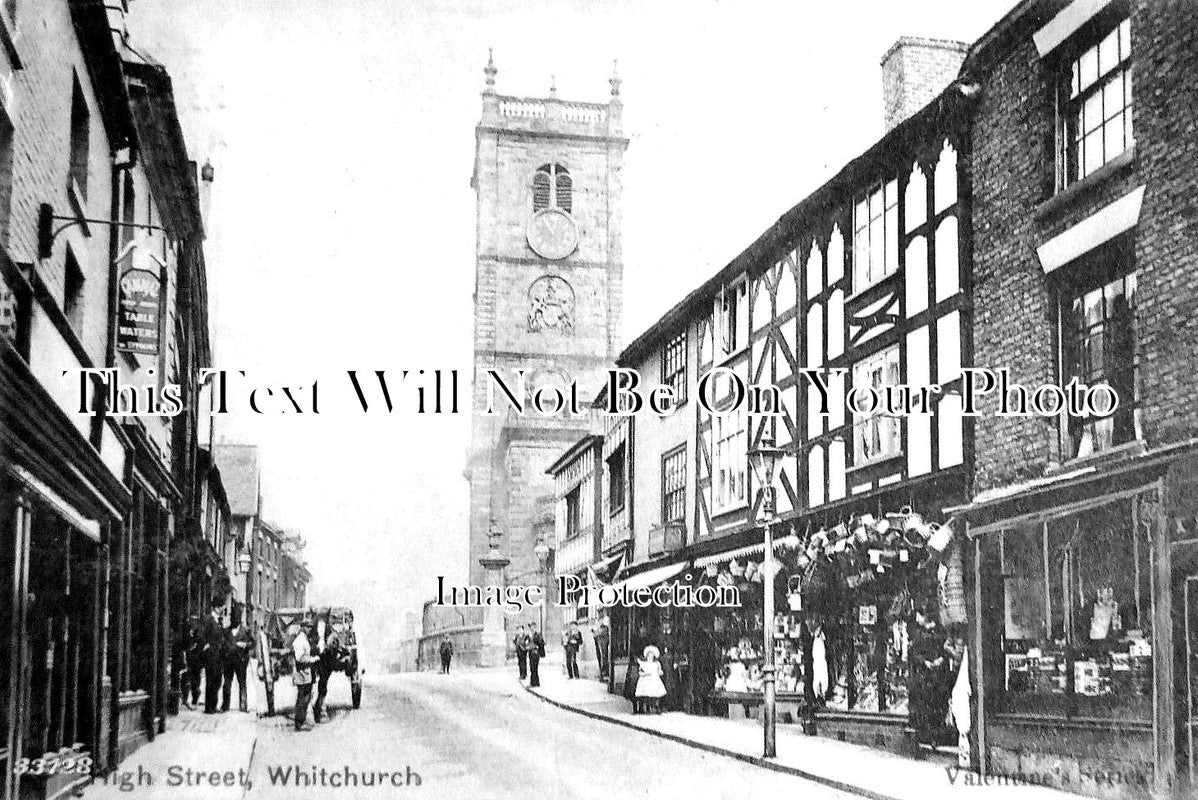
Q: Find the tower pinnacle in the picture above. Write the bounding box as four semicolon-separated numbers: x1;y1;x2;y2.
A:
484;48;497;93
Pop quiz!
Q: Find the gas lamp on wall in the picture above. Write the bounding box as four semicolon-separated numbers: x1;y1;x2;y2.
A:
236;550;252;575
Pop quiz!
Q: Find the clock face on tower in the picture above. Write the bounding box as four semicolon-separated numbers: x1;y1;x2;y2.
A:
526;208;579;260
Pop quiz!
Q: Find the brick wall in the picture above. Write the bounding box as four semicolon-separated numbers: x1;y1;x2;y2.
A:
881;37;968;133
4;0;116;369
968;0;1198;493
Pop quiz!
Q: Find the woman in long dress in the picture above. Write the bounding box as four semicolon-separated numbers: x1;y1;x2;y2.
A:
635;645;668;714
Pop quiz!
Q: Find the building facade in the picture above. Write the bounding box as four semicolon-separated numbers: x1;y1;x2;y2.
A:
0;1;213;796
954;1;1198;796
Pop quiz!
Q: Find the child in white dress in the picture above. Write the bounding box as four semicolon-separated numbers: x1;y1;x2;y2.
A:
635;645;667;714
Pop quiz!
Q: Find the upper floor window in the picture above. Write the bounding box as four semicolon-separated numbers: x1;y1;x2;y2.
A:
607;443;626;515
853;180;899;293
716;281;747;356
1059;16;1132;188
1060;237;1140;459
661;446;686;526
565;485;582;539
533;163;572;213
63;249;84;332
852;345;901;464
69;74;89;200
661;330;687;404
712;406;747;513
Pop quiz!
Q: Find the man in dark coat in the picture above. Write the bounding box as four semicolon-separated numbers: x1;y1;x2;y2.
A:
199;599;226;714
525;623;545;687
183;616;202;708
439;635;454;674
513;625;529;681
314;630;343;722
222;608;253;712
593;618;610;680
563;623;583;679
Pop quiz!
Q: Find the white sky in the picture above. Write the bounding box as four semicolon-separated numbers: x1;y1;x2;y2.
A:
126;0;1014;662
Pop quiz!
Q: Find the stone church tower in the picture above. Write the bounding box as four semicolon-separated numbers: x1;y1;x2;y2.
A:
467;54;628;620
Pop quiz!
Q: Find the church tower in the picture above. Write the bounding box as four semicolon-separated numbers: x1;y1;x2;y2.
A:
467;54;628;608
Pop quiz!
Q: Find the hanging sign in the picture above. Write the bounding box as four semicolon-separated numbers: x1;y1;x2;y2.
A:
117;268;161;355
858;605;877;626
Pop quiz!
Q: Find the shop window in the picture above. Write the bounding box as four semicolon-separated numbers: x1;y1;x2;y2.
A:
1057;15;1132;188
1059;238;1140;459
997;497;1153;718
607;443;626;515
711;406;746;513
661;447;686;527
533;163;571;213
853;180;898;293
852;346;900;464
661;330;687;405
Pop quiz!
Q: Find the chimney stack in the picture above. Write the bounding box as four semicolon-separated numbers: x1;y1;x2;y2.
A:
880;37;968;132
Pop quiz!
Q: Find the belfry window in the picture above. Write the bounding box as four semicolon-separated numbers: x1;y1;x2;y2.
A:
533;163;572;213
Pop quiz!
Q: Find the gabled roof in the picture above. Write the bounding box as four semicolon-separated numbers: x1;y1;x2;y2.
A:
213;444;260;517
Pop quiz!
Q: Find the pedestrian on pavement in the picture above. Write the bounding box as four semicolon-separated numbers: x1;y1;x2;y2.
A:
635;645;667;714
513;625;529;681
199;598;226;714
314;629;342;723
222;608;253;712
439;634;454;674
291;621;319;731
909;604;949;756
563;623;583;680
525;622;545;688
593;617;610;680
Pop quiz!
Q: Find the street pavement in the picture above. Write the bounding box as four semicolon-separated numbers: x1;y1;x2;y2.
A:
78;667;860;800
76;666;1077;800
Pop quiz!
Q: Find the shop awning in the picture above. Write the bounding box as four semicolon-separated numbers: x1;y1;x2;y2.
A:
10;464;102;542
610;561;688;593
693;533;802;568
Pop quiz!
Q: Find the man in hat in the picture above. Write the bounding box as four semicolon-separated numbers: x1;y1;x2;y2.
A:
512;624;529;681
222;607;253;712
438;634;454;674
199;599;227;714
524;622;545;688
291;620;319;731
593;617;610;680
563;623;583;680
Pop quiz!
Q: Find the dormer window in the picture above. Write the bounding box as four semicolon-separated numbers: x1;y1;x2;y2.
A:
533;163;572;213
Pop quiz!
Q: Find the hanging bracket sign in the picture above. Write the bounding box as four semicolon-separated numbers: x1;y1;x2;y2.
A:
117;267;162;356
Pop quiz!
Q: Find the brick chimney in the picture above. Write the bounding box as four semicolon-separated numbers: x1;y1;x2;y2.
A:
881;37;968;132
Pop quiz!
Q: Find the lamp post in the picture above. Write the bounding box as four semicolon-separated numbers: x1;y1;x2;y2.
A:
534;535;551;633
749;435;786;759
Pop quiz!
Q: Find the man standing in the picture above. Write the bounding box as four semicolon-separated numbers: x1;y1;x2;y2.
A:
593;617;610;680
513;625;529;681
199;599;226;714
314;630;341;724
222;609;253;712
292;621;319;731
525;623;546;688
564;623;583;680
439;635;454;674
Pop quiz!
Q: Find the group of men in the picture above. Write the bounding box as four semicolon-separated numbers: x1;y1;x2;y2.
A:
290;617;345;731
512;623;547;686
181;598;254;714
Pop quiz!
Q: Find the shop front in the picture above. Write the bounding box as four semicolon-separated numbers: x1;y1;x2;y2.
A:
678;499;971;760
958;445;1198;800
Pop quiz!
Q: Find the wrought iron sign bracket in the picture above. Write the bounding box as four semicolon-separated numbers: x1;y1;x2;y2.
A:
37;202;166;260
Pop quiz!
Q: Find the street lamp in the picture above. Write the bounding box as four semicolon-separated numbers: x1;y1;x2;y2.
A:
236;551;251;575
534;535;551;632
749;435;786;759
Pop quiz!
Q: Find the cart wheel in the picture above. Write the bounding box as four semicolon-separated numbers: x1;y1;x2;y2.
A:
265;681;275;716
351;682;362;709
